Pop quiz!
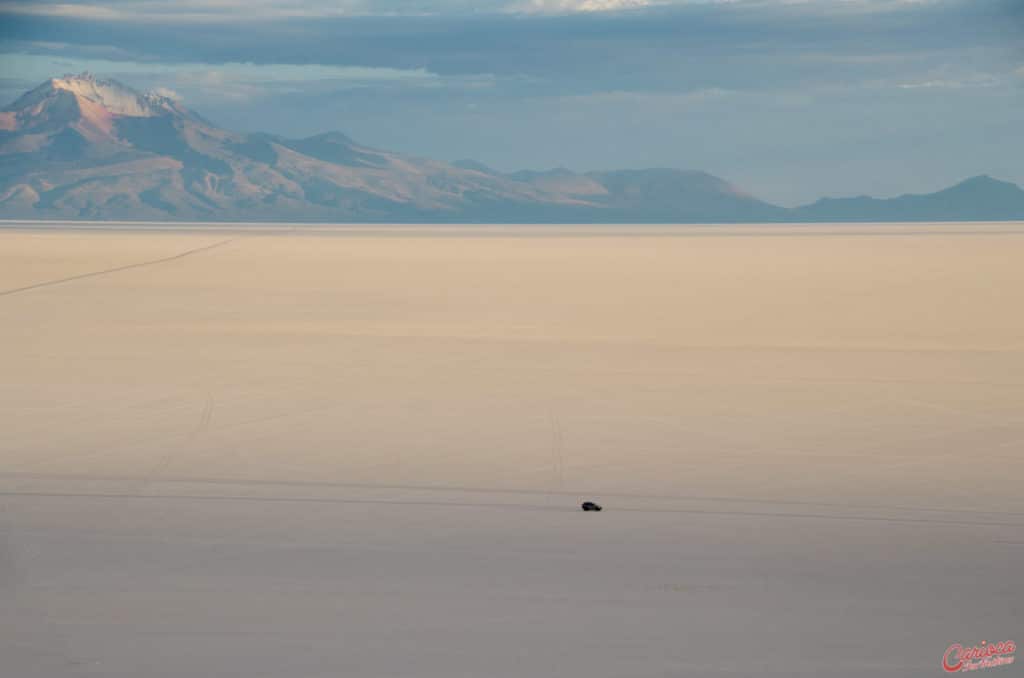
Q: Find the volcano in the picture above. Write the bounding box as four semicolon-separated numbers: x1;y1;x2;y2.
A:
0;73;787;222
1;74;1021;223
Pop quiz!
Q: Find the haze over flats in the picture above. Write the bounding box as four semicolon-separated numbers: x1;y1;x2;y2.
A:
3;74;1024;223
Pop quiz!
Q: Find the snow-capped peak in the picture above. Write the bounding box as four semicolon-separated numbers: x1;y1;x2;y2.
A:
48;72;178;117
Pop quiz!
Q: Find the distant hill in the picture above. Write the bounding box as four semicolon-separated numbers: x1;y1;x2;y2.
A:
792;175;1024;222
1;74;1021;223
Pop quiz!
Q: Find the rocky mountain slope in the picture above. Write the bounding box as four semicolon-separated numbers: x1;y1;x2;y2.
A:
1;74;1021;223
0;74;779;222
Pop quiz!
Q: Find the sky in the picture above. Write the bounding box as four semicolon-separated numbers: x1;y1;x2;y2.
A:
0;0;1021;205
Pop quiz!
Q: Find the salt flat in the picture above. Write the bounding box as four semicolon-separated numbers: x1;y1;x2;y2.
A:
1;223;1022;677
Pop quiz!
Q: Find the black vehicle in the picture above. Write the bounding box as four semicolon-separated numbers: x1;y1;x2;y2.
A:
581;501;603;512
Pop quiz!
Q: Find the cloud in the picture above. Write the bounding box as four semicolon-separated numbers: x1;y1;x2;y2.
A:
151;85;180;100
895;67;1002;90
0;1;369;22
2;0;632;22
0;52;446;83
897;77;999;90
510;0;653;14
0;2;121;20
3;0;1009;83
2;0;1018;112
0;51;498;110
0;0;959;23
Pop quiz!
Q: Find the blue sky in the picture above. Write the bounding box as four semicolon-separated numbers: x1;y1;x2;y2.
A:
0;0;1021;205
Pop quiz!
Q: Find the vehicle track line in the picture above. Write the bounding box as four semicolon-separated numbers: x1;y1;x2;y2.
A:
0;237;237;298
1;490;1023;528
4;470;1024;517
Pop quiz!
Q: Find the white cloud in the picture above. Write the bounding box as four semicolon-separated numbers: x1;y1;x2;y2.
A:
897;74;1000;90
0;1;368;22
0;52;496;108
165;63;450;101
0;0;947;21
0;53;442;86
0;2;122;19
510;0;652;13
152;86;181;100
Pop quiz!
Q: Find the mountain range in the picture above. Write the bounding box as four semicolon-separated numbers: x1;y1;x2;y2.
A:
2;74;1022;223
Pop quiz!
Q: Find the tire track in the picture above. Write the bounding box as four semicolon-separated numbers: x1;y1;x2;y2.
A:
0;237;236;298
4;470;1024;517
192;393;215;439
139;392;216;492
0;490;1022;528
